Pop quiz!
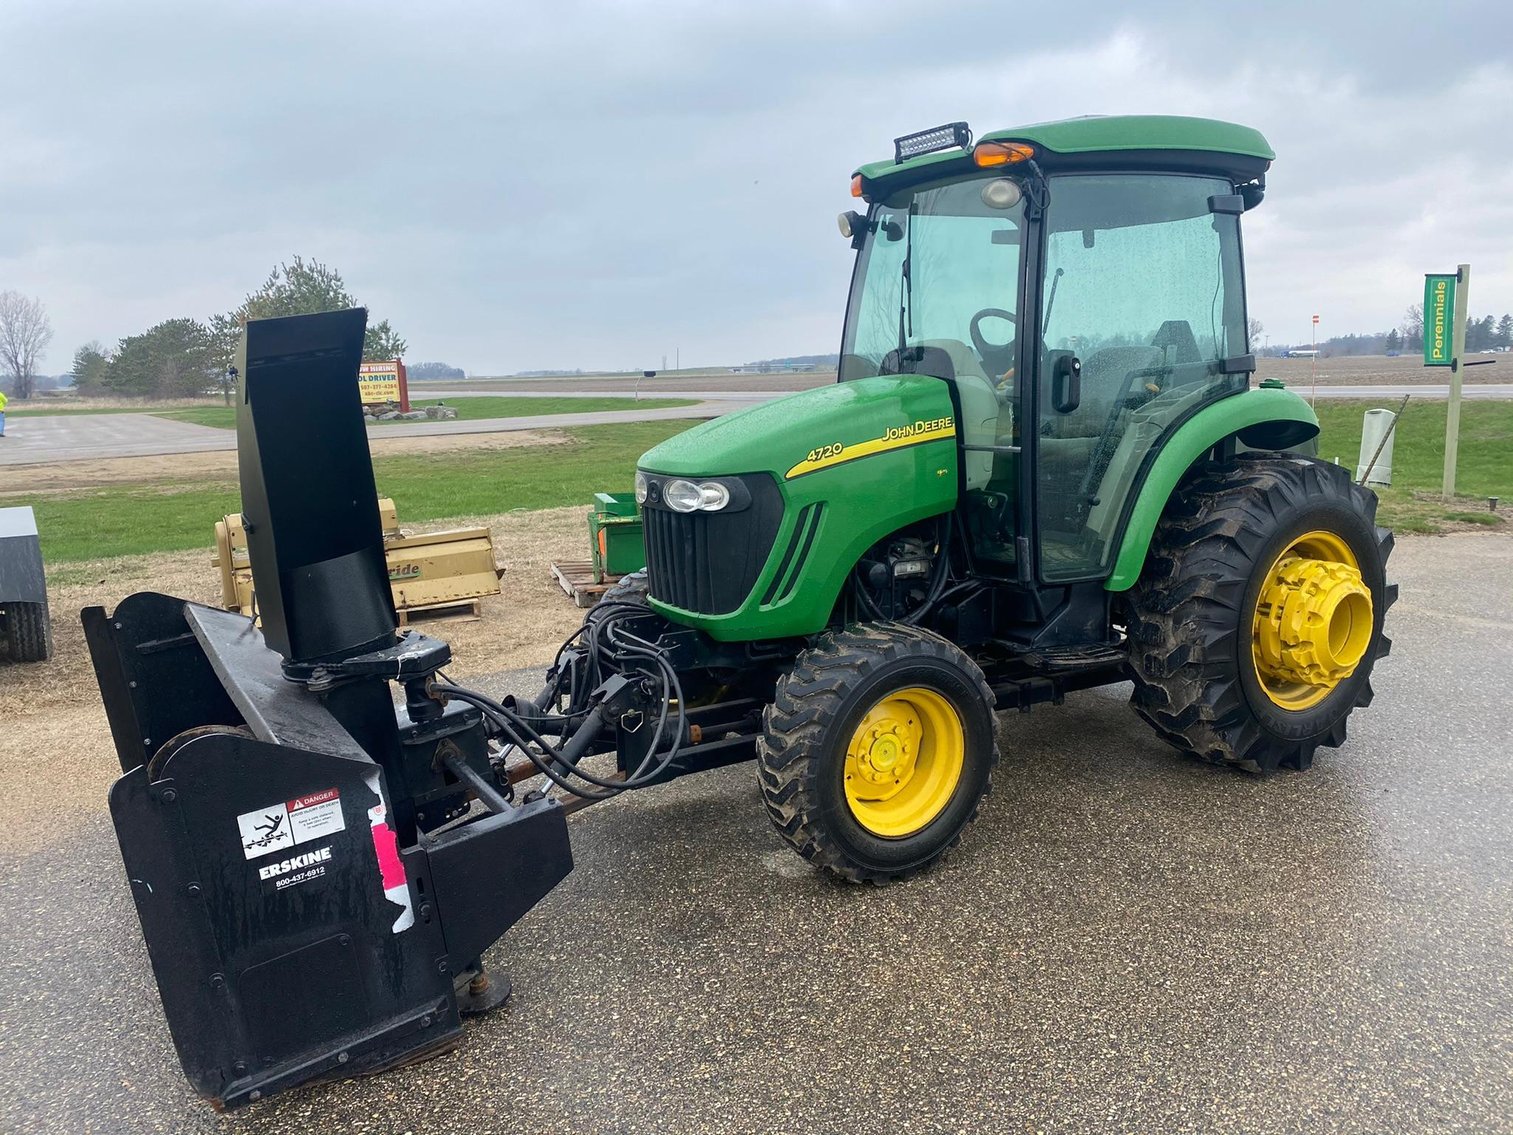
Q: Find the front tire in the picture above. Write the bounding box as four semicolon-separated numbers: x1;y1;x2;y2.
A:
1127;454;1395;772
757;623;999;883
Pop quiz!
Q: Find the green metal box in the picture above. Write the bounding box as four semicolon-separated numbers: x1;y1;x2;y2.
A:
588;492;645;582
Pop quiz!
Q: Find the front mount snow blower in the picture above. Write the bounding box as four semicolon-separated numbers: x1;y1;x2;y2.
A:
83;310;757;1109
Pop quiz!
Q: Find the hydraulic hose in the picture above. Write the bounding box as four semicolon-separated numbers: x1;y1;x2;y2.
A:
431;603;689;801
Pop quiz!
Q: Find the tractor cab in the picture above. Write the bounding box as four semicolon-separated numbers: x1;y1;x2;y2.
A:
838;117;1265;589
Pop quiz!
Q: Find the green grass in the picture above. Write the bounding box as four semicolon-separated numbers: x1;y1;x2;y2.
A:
154;396;695;430
25;420;694;564
149;407;237;427
1312;398;1512;531
21;398;1513;567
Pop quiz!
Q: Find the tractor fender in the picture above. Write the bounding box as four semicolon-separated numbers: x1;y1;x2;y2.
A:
1103;387;1319;592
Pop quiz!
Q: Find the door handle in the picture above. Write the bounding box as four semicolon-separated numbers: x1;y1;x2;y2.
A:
1052;354;1082;414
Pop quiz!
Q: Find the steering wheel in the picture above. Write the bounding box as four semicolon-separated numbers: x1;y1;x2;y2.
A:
969;308;1018;384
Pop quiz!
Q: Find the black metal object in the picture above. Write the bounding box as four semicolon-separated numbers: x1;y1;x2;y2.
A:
82;592;244;774
235;309;396;668
82;311;575;1109
0;506;46;604
894;121;973;163
87;591;574;1110
109;724;460;1108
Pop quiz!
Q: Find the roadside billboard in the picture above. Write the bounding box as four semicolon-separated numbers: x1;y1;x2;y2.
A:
358;360;409;411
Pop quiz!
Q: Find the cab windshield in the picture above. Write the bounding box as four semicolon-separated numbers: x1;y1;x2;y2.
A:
839;175;1025;385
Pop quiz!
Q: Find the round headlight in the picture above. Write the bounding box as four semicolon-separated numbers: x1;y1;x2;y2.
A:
980;177;1023;210
663;479;703;513
697;481;730;511
634;470;648;505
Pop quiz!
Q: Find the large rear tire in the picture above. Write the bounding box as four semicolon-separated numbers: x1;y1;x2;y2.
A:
1126;454;1395;773
4;600;53;663
757;623;999;883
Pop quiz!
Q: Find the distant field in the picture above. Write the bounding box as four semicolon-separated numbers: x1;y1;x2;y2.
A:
154;396;696;429
1256;353;1505;386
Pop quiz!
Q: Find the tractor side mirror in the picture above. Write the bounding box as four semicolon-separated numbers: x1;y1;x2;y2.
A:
1051;353;1082;414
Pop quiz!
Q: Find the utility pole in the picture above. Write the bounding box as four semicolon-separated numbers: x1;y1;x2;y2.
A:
1443;263;1471;497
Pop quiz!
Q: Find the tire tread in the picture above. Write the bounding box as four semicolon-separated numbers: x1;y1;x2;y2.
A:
757;622;999;884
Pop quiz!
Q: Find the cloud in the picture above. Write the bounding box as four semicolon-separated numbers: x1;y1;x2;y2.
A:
1;0;1508;372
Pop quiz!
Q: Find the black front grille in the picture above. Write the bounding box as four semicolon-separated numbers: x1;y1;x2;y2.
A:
643;474;784;615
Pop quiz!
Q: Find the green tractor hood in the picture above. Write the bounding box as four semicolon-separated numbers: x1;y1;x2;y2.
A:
637;376;960;640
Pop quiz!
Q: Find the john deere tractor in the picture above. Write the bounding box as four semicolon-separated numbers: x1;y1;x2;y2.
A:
625;114;1393;878
85;115;1393;1108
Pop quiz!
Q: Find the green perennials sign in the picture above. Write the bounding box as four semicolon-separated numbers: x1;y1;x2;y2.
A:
1424;273;1457;366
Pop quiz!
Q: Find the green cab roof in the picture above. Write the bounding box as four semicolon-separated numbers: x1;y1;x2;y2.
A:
854;114;1273;193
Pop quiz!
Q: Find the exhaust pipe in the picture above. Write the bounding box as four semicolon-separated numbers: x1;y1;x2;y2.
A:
81;310;572;1109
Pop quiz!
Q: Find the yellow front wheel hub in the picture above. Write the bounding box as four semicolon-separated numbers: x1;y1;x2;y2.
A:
843;687;965;838
1252;531;1373;710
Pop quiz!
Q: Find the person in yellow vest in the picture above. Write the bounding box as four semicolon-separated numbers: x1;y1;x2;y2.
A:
0;388;8;437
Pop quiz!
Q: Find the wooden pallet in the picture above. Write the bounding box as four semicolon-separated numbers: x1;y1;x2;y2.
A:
550;560;621;608
397;598;483;626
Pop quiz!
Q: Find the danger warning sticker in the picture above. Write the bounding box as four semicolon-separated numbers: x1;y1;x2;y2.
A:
238;787;347;861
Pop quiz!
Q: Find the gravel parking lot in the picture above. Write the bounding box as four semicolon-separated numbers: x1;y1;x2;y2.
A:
1;532;1509;1134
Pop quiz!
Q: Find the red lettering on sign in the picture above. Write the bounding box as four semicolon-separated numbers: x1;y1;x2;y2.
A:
287;787;339;811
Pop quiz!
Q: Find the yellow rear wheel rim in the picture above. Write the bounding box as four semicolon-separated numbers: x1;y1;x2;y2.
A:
1251;530;1373;711
843;686;965;838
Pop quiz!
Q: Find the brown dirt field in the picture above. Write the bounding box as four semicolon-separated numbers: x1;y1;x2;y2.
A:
457;354;1504;391
5;428;565;493
1255;354;1503;385
0;505;595;854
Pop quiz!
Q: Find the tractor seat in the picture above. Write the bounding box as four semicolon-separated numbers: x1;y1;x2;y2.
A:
1038;345;1165;482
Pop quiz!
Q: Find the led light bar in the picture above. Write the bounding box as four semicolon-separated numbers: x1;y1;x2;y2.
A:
894;121;973;164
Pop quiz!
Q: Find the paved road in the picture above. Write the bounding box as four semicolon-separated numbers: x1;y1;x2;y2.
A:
4;383;1509;467
0;402;756;467
0;412;237;465
2;533;1509;1133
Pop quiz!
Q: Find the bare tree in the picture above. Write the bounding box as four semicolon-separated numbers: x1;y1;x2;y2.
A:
1402;303;1424;350
1246;316;1264;347
0;292;54;400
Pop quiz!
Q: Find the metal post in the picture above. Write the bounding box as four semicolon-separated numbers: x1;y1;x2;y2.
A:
1310;314;1319;406
1443;263;1471;498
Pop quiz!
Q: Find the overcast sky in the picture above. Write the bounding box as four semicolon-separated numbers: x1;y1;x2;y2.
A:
3;1;1510;375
